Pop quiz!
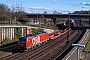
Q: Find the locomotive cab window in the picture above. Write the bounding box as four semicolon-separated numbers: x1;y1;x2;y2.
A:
19;37;27;43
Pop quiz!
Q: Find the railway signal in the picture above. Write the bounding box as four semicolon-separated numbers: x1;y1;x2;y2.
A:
72;44;85;60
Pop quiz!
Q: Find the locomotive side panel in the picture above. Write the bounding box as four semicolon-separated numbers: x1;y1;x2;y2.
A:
26;36;40;47
45;33;49;40
40;33;49;42
26;38;33;48
40;34;45;42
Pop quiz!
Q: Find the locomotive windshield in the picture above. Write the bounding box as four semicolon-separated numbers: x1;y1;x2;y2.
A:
19;37;27;43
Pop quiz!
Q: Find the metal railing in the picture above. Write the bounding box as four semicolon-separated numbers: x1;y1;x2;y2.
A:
0;21;23;25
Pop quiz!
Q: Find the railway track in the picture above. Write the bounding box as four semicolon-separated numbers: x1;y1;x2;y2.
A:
0;44;18;51
0;44;19;58
28;30;81;60
50;30;84;60
0;29;82;60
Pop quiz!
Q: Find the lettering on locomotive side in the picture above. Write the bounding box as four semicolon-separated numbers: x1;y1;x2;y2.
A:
32;36;40;44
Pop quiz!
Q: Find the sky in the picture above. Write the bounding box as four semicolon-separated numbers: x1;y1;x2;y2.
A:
0;0;90;14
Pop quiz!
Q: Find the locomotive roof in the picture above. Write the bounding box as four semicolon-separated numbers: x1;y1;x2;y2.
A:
26;32;47;38
19;37;26;39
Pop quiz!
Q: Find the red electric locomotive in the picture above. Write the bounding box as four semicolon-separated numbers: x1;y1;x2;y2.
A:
18;32;49;50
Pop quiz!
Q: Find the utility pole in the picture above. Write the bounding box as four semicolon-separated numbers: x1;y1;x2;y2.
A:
67;12;70;43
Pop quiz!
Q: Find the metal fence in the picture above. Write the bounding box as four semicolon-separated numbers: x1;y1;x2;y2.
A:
0;21;23;25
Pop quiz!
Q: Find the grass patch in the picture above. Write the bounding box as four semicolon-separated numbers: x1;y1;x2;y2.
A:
87;58;90;60
1;37;18;48
0;41;18;48
32;28;44;34
84;40;90;53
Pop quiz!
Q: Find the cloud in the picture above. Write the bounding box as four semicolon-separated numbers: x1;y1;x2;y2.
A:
29;7;42;9
7;0;16;3
80;2;90;6
69;2;90;6
68;3;79;6
82;6;89;8
27;7;63;13
28;7;53;13
52;0;59;3
34;2;39;3
81;2;86;4
62;10;74;13
28;7;54;11
84;3;90;6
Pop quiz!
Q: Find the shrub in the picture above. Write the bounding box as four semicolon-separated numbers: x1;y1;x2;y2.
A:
84;40;90;53
32;28;44;34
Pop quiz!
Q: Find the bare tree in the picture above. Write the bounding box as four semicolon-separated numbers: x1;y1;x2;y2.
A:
0;3;11;20
0;3;29;23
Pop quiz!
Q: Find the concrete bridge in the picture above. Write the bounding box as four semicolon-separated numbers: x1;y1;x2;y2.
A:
27;14;90;19
0;25;32;46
